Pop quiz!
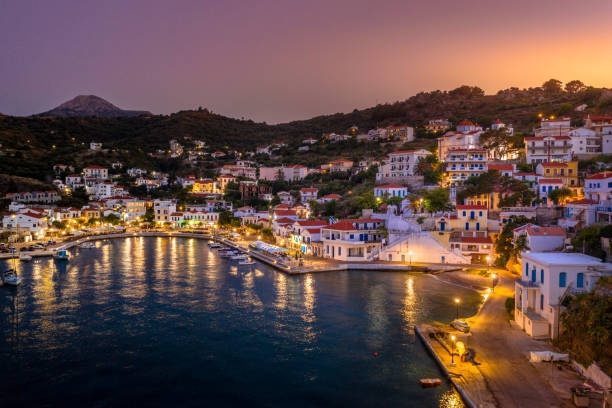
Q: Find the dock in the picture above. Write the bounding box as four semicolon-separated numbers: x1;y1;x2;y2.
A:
414;324;497;408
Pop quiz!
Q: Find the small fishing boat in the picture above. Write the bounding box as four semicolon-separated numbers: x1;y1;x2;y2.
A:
2;269;22;286
79;242;95;249
231;254;248;260
19;253;32;262
53;249;71;261
419;378;441;387
208;243;221;248
238;258;255;266
220;251;238;258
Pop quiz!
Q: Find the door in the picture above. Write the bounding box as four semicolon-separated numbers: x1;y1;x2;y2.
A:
440;222;445;231
476;222;480;231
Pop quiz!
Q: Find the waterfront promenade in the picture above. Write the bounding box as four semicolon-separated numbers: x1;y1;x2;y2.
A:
417;271;602;408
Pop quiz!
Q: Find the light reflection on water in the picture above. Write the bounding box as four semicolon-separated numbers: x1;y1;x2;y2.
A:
0;237;481;407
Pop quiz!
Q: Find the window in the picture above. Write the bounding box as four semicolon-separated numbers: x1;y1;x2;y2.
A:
462;211;466;216
540;269;544;284
540;294;544;310
577;273;584;288
559;272;567;288
525;262;529;277
338;247;341;256
531;269;536;282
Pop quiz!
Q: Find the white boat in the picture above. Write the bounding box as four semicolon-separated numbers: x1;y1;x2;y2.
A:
53;249;71;261
79;242;95;249
238;258;255;266
208;243;221;248
19;254;32;262
231;254;248;260
2;269;22;286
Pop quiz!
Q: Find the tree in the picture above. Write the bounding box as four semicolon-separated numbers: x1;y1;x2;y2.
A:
548;187;574;205
565;80;586;94
415;155;444;184
542;78;563;95
323;200;338;217
218;210;234;227
102;213;121;225
571;226;606;260
142;208;155;223
422;188;451;213
52;220;67;230
222;181;241;203
308;200;321;217
479;129;516;160
494;216;534;267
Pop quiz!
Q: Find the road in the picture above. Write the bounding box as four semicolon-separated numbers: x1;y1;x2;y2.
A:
467;272;572;407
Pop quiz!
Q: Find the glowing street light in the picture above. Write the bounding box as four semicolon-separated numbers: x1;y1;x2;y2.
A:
491;273;498;293
454;298;461;319
450;335;456;367
408;250;413;266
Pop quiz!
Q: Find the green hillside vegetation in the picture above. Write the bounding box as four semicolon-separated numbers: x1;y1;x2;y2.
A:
1;79;610;184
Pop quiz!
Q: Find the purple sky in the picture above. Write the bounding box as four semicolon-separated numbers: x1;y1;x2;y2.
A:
2;0;612;123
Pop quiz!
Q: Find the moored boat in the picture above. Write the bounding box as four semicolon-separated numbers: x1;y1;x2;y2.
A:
419;378;441;387
79;242;95;249
2;269;22;286
20;253;33;262
53;249;71;261
238;257;255;266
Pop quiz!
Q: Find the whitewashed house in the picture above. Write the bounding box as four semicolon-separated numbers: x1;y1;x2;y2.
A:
515;252;612;339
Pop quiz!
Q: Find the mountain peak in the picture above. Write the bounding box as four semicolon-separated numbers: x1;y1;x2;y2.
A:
38;95;151;118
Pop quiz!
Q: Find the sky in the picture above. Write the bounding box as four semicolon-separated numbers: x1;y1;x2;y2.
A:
2;0;612;123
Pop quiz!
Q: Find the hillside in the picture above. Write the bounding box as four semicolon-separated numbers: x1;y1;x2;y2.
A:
38;95;151;118
1;80;611;182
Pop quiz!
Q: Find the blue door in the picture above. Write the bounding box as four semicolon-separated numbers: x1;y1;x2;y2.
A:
440;222;445;231
577;273;584;288
531;269;536;282
476;222;480;231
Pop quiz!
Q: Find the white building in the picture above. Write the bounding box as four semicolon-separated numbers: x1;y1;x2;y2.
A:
512;224;566;252
300;188;318;203
534;117;571;137
376;149;430;181
373;184;408;198
90;142;102;151
583;171;612;203
277;191;294;206
524;136;572;164
154;199;177;223
83;166;109;180
321;219;383;261
569;127;600;157
2;212;48;238
515;252;612;339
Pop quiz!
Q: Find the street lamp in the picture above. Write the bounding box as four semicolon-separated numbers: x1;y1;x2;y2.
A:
450;335;456;367
408;250;413;266
491;273;497;293
454;298;461;320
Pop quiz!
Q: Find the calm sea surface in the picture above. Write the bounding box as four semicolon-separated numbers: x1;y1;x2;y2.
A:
0;237;481;407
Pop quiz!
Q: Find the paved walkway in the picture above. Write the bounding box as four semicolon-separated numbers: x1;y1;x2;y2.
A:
466;273;573;407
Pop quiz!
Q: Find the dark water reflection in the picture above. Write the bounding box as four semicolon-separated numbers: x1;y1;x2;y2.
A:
0;237;480;407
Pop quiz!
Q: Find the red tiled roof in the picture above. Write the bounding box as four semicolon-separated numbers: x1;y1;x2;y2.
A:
295;220;328;227
460;236;492;244
322;194;341;199
274;217;295;224
456;205;487;210
525;226;566;237
567;199;598;205
586;172;612;180
539;162;567;167
84;165;107;169
586;115;612;121
22;212;45;219
274;210;297;216
524;136;571;141
513;172;537;176
487;164;514;171
375;184;405;189
457;120;475;126
300;188;318;193
324;220;356;231
538;178;563;184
